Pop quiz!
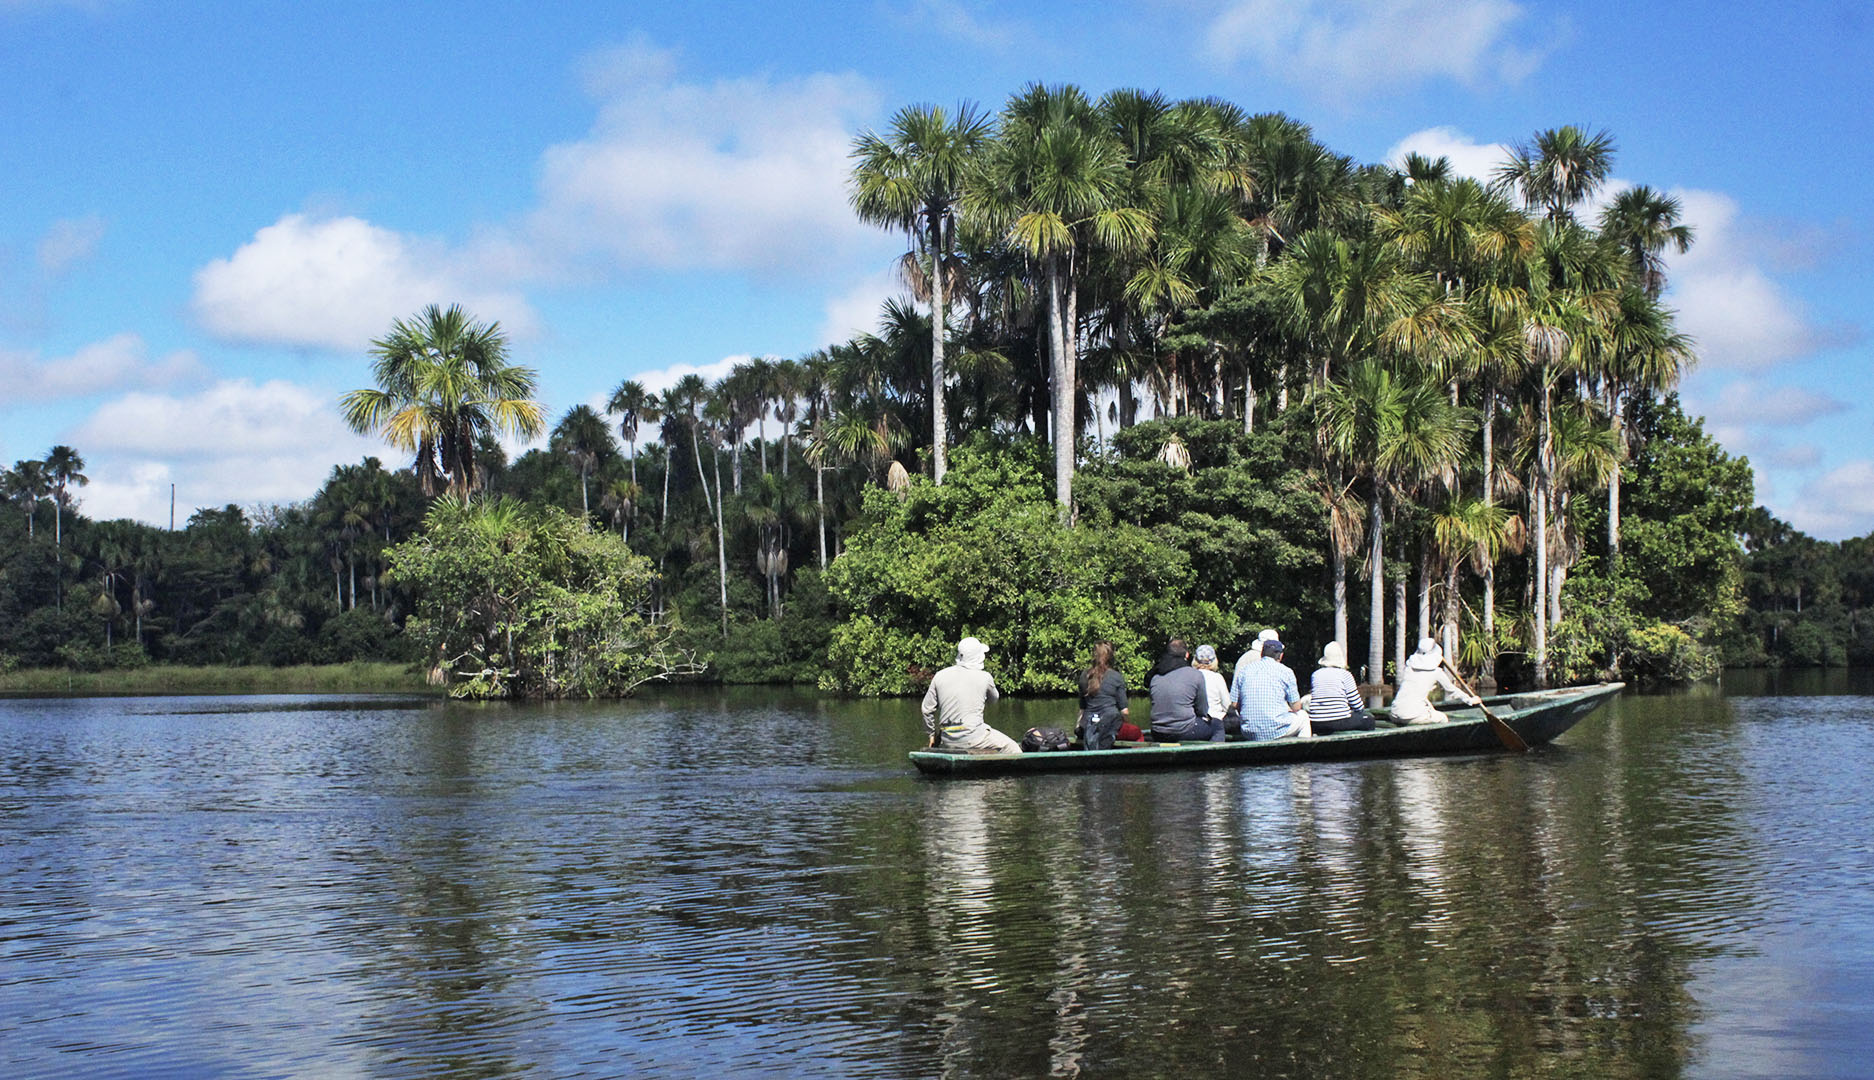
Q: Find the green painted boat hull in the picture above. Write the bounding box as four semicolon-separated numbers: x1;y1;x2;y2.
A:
908;682;1624;778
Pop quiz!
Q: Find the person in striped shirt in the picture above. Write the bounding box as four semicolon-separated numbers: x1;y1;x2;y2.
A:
1307;641;1374;734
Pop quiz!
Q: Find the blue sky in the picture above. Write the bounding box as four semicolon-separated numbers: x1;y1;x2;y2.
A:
3;0;1870;537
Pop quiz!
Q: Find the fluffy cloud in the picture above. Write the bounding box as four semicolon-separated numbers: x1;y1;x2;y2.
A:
190;214;536;352
890;0;1025;51
1784;460;1874;540
1384;127;1509;183
0;332;203;401
1663;190;1839;371
36;214;106;275
1203;0;1551;96
1694;378;1846;429
68;378;384;525
525;39;887;276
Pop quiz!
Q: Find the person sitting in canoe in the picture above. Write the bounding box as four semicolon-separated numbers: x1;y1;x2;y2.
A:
1391;638;1480;725
1194;644;1231;735
1307;641;1374;734
923;636;1021;753
1077;641;1129;751
1148;641;1225;743
1232;636;1308;740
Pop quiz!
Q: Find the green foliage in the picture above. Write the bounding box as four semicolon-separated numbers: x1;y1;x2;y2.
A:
824;440;1232;695
387;497;699;699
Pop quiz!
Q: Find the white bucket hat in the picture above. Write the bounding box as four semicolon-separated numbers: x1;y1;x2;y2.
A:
1318;641;1348;668
1408;637;1443;672
956;636;989;670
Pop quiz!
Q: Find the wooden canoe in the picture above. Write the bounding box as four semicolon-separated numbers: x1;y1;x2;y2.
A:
908;682;1624;778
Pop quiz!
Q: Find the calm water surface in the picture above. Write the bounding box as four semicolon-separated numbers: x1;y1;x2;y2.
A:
3;673;1872;1078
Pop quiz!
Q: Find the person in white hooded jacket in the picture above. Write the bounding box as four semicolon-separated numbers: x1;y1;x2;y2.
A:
922;636;1021;751
1391;638;1479;725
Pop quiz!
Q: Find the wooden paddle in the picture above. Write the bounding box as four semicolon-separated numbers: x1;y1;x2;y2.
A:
1443;661;1528;752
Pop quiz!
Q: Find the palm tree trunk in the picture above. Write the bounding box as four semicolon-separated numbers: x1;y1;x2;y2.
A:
731;432;744;496
816;465;827;569
1417;541;1433;643
690;424;713;518
1481;380;1497;680
930;221;949;484
1533;376;1552;688
661;451;671;529
580;467;590;518
1046;256;1073;517
1367;493;1385;702
713;446;729;639
1607;384;1622;565
1442;560;1461;662
348;555;356;611
1393;573;1407;692
1242;367;1255;434
1277;361;1289;413
1332;544;1348;653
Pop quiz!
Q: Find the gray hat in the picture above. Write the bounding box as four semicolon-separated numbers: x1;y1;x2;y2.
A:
1195;644;1218;664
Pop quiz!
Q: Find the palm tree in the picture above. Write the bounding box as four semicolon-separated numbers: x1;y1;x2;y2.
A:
1316;364;1471;695
550;404;614;519
44;445;87;612
1494;125;1618;226
851;102;994;485
340;304;545;500
967;83;1154;516
605;378;658;501
4;460;50;538
1428;495;1517;665
1599;185;1694;298
1595;287;1694;560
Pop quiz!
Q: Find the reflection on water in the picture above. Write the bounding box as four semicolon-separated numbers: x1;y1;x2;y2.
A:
1;683;1871;1077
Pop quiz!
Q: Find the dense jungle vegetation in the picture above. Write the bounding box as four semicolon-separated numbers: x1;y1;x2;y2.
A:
2;87;1863;696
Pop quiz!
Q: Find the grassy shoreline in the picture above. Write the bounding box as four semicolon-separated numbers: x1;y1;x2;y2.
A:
0;662;439;697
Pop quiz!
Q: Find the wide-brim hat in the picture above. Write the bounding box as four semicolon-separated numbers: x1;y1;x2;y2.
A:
1407;637;1443;671
1318;641;1347;668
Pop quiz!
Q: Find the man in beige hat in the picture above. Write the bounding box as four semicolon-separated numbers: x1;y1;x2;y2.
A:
922;636;1021;752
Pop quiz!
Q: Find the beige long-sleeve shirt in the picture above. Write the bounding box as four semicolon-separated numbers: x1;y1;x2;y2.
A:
921;664;1000;745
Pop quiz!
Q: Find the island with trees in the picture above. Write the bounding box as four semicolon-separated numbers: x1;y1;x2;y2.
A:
1;87;1863;698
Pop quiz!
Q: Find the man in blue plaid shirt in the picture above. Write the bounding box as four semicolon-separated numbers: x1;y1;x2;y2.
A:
1230;637;1307;740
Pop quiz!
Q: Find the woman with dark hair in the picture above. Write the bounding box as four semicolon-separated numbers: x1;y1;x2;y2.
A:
1078;642;1130;750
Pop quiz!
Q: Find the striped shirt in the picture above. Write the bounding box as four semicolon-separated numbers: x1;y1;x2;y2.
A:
1307;667;1364;724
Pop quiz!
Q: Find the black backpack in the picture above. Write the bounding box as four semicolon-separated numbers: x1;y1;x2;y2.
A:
1020;726;1071;752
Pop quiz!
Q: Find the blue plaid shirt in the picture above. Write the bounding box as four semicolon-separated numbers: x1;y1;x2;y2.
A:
1231;656;1299;740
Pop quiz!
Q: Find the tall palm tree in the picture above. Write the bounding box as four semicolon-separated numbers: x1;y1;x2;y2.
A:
851;102;994;485
340;304;544;500
4;460;50;538
1494;125;1618;226
605;378;658;501
1316;364;1471;693
44;445;87;612
1595;287;1694;560
550;404;615;519
1599;185;1694;298
968;83;1154;516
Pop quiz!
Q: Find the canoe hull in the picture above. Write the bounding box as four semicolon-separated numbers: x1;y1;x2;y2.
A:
908;682;1623;778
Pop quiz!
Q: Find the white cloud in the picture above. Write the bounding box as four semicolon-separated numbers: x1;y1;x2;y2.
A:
1385;127;1509;182
36;214;105;275
1204;0;1551;96
1663;189;1837;371
190;214;537;352
67;378;384;525
1695;379;1846;429
1785;460;1874;540
893;0;1024;51
525;38;886;276
630;355;746;397
819;270;909;346
0;332;204;401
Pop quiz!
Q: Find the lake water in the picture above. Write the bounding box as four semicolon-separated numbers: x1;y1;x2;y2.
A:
2;673;1872;1078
